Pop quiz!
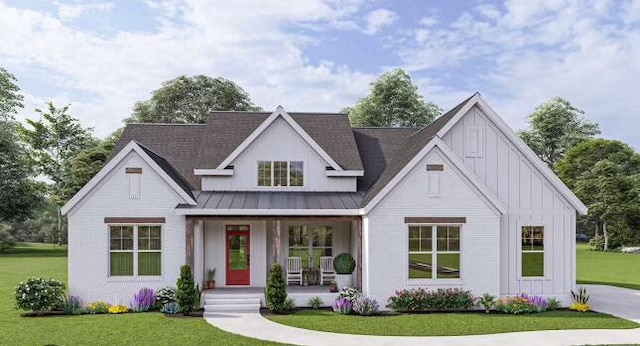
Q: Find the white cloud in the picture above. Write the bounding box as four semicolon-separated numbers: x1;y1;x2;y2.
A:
0;0;377;137
362;8;398;35
55;2;113;21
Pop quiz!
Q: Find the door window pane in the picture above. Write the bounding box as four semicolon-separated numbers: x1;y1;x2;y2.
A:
229;235;248;270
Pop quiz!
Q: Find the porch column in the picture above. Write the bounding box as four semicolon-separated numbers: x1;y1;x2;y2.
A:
193;220;204;286
356;217;363;290
186;218;194;269
273;219;282;265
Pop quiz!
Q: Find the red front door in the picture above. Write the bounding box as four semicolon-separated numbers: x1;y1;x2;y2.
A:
226;225;250;285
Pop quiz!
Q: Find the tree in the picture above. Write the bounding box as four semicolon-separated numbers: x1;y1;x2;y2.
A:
126;75;261;124
345;69;441;127
557;139;640;249
19;102;95;244
65;129;121;199
0;67;43;222
519;97;600;167
265;263;287;313
0;68;23;120
176;264;197;314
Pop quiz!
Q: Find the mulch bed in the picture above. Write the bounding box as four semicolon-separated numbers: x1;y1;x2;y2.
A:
163;309;204;318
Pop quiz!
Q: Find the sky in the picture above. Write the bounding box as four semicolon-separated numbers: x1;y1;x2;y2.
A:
1;0;639;148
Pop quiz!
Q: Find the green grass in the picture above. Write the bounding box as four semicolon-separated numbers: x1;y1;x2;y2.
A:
0;243;280;345
577;243;640;290
268;310;638;336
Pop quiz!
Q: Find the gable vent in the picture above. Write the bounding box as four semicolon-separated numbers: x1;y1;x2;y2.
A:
126;167;141;199
465;125;484;157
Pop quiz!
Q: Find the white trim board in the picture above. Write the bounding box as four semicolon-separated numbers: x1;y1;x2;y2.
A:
362;137;507;216
215;107;343;171
175;208;362;216
436;94;588;215
61;141;197;215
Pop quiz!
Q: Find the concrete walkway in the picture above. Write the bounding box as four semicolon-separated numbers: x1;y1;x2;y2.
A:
205;284;640;346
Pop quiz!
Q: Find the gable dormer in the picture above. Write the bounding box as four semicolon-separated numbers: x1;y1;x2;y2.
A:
195;107;363;192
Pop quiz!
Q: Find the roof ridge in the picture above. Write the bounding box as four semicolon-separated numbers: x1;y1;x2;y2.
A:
126;122;206;126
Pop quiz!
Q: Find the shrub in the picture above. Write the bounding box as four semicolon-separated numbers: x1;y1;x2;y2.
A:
86;301;110;314
589;236;604;251
386;288;475;312
155;287;176;308
265;263;288;314
63;295;84;315
333;253;356;274
495;295;547;314
108;305;128;314
308;296;324;309
15;278;66;315
338;287;361;303
477;293;496;313
193;283;202;309
570;303;590;312
130;287;155;313
571;287;590;312
176;265;197;314
161;302;180;314
0;226;16;252
547;297;561;311
332;297;352;314
352;296;379;316
283;297;296;311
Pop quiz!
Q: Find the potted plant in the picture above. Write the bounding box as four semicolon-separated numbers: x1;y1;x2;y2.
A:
333;253;355;289
329;280;338;293
206;268;216;289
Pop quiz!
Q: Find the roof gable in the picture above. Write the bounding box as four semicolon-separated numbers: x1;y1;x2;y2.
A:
62;141;197;215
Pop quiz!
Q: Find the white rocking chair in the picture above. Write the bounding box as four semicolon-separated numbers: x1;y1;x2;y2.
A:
286;257;303;286
319;256;336;286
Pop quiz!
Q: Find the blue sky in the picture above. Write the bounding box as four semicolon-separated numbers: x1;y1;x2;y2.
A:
1;0;639;149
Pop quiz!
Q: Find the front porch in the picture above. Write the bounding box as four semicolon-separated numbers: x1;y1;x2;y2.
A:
203;286;340;309
185;215;362;304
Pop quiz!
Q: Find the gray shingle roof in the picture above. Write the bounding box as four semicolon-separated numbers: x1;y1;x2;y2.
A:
178;191;363;210
136;141;195;201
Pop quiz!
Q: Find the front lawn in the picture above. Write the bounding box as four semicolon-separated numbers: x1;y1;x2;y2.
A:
577;243;640;290
267;309;638;336
0;243;280;345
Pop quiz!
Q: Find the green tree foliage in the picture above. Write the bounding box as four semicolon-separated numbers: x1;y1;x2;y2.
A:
0;223;16;252
176;265;197;314
345;69;441;127
0;68;43;222
265;263;287;313
127;75;261;124
65;129;121;199
519;97;600;167
557;139;640;249
19;102;95;243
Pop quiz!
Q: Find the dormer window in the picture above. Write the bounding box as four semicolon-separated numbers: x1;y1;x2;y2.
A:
258;161;304;187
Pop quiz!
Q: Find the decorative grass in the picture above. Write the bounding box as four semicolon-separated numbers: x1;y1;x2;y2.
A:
268;309;638;336
577;243;640;291
0;243;280;345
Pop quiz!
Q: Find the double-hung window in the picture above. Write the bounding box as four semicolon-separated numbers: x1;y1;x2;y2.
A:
109;225;162;277
521;226;544;277
408;225;461;279
257;161;304;187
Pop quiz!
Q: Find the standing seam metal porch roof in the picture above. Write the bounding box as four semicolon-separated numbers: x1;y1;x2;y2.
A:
177;191;364;210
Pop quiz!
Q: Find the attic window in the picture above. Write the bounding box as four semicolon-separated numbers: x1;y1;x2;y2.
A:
465;126;484;157
126;167;142;199
427;165;442;197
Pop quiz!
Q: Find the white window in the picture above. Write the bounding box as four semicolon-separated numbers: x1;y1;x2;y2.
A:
109;225;162;276
465;126;484;157
521;226;544;278
408;225;461;279
257;161;304;187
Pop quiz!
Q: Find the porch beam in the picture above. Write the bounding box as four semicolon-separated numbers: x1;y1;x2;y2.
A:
356;218;362;291
186;218;195;268
186;215;361;222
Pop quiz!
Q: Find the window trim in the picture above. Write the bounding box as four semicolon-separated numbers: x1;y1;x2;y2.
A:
406;223;463;284
517;222;548;281
256;160;305;188
107;223;163;278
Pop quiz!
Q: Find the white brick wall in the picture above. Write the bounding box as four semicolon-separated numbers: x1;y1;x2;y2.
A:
67;151;187;305
364;149;500;307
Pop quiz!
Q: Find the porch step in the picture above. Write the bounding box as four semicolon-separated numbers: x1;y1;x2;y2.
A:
203;296;262;316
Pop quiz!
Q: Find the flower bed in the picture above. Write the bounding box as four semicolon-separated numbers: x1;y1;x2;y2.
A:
387;288;475;312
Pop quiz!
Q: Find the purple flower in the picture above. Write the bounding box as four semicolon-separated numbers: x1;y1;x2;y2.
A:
332;297;352;314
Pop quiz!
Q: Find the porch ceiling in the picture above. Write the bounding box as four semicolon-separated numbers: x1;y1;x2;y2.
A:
177;191;364;211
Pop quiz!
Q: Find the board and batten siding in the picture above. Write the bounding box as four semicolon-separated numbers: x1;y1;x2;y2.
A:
203;220;267;287
66;151;186;304
364;149;501;306
441;105;576;300
201;117;357;192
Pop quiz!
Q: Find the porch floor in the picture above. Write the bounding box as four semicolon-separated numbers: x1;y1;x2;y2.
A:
203;285;338;307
